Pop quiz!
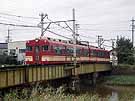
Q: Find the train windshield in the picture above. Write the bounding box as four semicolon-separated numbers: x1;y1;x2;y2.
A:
26;46;32;51
42;45;49;51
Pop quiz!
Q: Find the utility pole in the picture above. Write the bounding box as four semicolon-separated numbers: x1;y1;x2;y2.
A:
72;8;77;68
75;24;79;42
131;18;135;47
117;35;119;41
97;35;103;48
6;28;11;43
111;39;115;49
39;13;48;37
7;29;10;43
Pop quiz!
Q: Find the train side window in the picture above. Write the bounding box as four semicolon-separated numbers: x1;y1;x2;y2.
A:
98;51;102;57
107;52;110;58
66;48;73;55
76;48;81;55
26;46;32;51
70;48;73;55
93;51;97;57
54;46;62;55
42;45;49;51
84;49;89;56
66;48;70;55
101;52;104;57
90;50;94;56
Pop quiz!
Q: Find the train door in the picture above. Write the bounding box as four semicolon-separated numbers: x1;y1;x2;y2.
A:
34;46;40;64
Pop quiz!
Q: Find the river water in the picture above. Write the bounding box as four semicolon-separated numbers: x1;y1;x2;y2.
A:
81;85;135;101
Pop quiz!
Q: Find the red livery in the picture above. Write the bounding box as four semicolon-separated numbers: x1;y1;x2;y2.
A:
25;38;110;65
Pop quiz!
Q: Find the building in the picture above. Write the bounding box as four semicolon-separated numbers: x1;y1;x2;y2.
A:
110;50;118;66
8;41;26;64
0;43;8;55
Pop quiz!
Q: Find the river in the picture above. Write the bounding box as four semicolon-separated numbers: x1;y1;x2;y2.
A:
80;84;135;101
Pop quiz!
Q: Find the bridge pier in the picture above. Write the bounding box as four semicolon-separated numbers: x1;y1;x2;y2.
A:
70;76;80;92
92;72;98;87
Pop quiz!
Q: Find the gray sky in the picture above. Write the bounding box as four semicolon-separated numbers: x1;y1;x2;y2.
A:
0;0;135;48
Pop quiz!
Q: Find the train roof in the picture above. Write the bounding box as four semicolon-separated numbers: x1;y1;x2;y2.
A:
27;37;109;52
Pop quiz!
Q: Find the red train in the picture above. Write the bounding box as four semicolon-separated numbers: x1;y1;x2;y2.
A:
25;37;110;65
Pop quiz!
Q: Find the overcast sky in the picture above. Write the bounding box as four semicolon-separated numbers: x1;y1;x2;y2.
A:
0;0;135;48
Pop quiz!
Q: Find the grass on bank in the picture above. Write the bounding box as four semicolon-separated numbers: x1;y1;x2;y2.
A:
105;75;135;85
2;85;110;101
116;64;135;69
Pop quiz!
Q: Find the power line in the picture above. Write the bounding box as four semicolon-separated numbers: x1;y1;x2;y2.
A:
46;30;72;40
0;15;38;24
78;28;130;32
0;22;39;28
79;22;129;26
79;34;96;39
43;20;74;24
0;12;40;19
47;18;97;41
47;18;73;32
103;44;112;48
8;28;39;31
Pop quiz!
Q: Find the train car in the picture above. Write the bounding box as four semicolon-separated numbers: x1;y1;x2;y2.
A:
25;38;110;65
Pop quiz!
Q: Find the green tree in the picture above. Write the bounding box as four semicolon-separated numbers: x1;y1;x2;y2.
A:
116;37;134;64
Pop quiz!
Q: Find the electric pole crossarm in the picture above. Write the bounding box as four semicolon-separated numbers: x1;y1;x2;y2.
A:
39;13;48;37
41;23;51;37
43;20;74;24
64;22;74;33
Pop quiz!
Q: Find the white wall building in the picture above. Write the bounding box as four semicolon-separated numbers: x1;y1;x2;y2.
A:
8;41;26;64
110;50;118;66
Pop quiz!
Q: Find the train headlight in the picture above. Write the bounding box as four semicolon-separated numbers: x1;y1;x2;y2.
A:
35;39;38;42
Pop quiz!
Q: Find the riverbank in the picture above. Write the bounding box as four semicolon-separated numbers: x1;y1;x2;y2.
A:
3;83;135;101
105;75;135;86
2;85;110;101
105;64;135;85
112;64;135;75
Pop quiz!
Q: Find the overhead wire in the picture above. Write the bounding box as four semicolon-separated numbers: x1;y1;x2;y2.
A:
0;22;39;28
47;18;72;32
0;16;39;25
103;44;112;47
46;30;72;40
47;18;97;40
78;28;130;32
0;12;40;19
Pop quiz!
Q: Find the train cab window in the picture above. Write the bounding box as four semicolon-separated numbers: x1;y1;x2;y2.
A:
19;49;26;53
42;45;49;51
26;46;32;51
